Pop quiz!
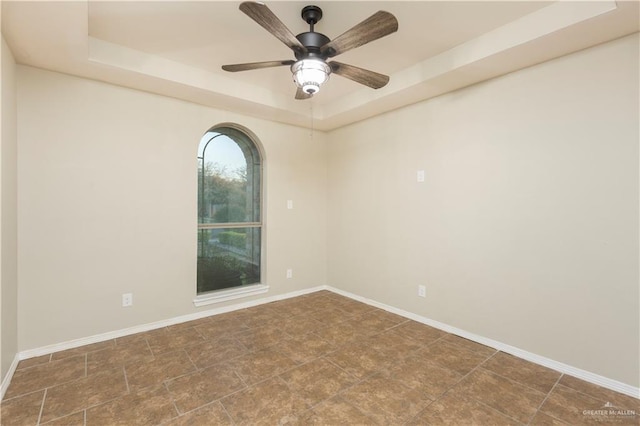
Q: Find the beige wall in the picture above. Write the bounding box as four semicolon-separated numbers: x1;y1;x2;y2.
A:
1;34;18;381
327;34;639;387
16;66;327;350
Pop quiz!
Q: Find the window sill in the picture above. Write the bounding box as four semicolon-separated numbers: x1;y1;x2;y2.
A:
193;284;269;307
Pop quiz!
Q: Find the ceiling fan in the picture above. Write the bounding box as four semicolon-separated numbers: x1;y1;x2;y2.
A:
222;2;398;100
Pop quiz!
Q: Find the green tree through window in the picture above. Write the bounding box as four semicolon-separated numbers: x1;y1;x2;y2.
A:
197;126;262;294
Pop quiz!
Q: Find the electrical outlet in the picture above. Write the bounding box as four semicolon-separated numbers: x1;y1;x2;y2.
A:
286;269;293;279
417;170;425;182
287;200;293;209
418;285;426;298
122;293;133;307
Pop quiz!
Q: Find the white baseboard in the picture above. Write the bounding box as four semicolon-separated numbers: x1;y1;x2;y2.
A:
18;285;326;360
1;354;20;401
325;286;639;400
12;284;638;401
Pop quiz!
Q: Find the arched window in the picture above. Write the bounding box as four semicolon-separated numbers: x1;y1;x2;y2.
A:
197;125;262;296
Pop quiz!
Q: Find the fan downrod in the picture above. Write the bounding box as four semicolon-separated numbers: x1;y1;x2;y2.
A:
296;5;329;59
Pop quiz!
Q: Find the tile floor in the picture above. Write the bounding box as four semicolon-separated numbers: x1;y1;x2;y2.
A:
1;291;638;425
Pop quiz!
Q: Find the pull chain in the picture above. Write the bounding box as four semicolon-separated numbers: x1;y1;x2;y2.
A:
309;99;314;141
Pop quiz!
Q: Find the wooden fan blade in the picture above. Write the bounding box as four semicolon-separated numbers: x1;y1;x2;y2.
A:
295;87;313;100
222;60;294;72
329;61;389;89
240;2;307;54
321;11;398;58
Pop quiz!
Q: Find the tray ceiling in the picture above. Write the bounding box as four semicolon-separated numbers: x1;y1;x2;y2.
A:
2;1;638;130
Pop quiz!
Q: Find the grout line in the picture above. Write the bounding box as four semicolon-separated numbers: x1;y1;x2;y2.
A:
471;398;527;425
122;366;130;394
36;388;47;426
232;370;249;390
192;325;208;340
162;381;182;418
143;338;154;358
183;350;200;372
526;374;564;425
218;398;237;425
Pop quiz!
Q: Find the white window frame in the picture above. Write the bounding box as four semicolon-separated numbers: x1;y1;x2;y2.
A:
194;124;266;307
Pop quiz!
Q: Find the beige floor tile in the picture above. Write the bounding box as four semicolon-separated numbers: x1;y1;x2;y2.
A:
329;298;376;317
145;327;205;355
296;295;341;312
87;338;155;375
408;390;520;425
313;321;363;346
295;300;338;315
162;401;233;426
325;341;395;379
193;316;250;340
386;355;463;399
125;350;196;391
529;411;569;425
166;364;245;414
539;384;638;425
221;377;309;425
482;352;561;394
340;374;432;425
183;336;248;369
234;325;291;351
50;340;116;361
361;329;422;357
365;309;408;325
347;310;406;336
559;374;640;412
226;348;297;385
276;333;335;364
86;384;177;425
0;390;45;426
280;358;358;406
456;368;547;423
40;367;128;423
277;315;326;337
307;307;353;326
16;354;51;371
115;333;149;346
298;397;378;425
415;340;492;375
391;320;448;346
238;308;285;329
442;334;497;357
5;355;86;399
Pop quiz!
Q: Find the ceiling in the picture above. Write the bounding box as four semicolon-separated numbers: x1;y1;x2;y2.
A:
2;1;638;130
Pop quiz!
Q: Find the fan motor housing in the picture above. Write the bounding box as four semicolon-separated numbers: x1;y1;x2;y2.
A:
295;32;331;59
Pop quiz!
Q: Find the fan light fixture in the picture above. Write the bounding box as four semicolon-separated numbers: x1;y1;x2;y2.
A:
291;59;331;95
222;2;398;100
